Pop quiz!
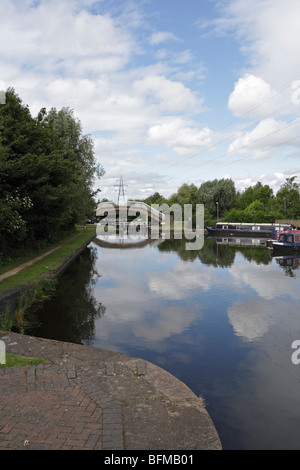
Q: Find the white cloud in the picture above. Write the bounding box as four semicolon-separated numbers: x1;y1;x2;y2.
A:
216;0;300;86
0;2;133;75
147;117;213;157
133;75;201;113
227;117;300;160
2;0;300;198
228;74;278;119
149;31;180;45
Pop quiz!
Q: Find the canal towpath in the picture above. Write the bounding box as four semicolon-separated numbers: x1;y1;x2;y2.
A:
0;231;88;283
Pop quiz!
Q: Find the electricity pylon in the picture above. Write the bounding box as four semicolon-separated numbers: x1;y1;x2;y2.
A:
114;176;128;206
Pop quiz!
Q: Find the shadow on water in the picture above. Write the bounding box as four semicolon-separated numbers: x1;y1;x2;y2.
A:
25;245;106;344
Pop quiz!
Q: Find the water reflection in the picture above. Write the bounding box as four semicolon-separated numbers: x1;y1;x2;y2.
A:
274;255;300;277
158;236;272;267
25;234;300;449
26;246;106;344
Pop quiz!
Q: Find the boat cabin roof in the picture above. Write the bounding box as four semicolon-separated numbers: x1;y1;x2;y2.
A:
216;222;292;227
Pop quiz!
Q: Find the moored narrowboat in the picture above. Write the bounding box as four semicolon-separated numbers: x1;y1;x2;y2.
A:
271;231;300;254
206;222;293;238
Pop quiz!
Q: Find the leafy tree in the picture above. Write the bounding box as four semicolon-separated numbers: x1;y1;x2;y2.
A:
276;176;300;219
235;182;273;210
244;200;265;222
143;192;167;206
197;178;236;217
223;207;247;223
176;183;198;207
0;88;104;255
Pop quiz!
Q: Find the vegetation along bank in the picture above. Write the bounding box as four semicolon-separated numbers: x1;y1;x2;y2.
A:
0;88;104;330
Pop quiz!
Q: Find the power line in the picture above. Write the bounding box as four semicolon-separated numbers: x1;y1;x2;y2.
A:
158;77;300;173
175;117;300;179
192;134;300;181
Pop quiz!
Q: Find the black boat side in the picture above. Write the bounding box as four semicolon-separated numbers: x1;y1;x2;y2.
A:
206;222;293;239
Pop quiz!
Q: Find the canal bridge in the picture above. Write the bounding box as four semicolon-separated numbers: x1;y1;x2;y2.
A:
96;201;166;226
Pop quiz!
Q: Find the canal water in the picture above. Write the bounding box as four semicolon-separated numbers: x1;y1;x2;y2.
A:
25;235;300;450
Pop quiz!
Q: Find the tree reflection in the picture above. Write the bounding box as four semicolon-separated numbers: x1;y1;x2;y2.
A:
25;245;106;344
237;246;272;265
157;233;274;267
198;237;236;267
157;237;199;262
158;235;236;267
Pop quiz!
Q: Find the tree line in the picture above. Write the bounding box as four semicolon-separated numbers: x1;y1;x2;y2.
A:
142;177;300;226
0;89;104;257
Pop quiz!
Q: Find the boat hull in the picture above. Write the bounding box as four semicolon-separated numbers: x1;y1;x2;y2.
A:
206;227;274;238
272;242;300;255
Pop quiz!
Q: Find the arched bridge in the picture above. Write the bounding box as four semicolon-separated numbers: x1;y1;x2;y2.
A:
96;201;165;225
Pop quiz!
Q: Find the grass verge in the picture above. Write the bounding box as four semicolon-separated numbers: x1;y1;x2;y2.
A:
0;227;96;292
0;352;50;369
0;227;96;332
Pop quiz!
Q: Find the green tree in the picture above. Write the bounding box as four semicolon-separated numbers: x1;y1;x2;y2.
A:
143;192;167;206
276;176;300;219
236;182;273;210
197;178;236;217
223;207;247;223
176;183;198;207
0;89;104;255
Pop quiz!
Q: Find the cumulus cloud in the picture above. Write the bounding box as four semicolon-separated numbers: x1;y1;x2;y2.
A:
228;74;278;119
0;1;133;76
0;0;210;202
219;1;300;167
235;173;284;193
147;117;213;157
133;75;201;113
227;117;300;160
3;0;299;198
215;0;300;87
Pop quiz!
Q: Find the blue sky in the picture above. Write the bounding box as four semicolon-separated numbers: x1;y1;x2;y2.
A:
1;0;300;201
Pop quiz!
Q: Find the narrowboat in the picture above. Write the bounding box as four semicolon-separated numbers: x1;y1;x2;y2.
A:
271;231;300;254
206;222;293;238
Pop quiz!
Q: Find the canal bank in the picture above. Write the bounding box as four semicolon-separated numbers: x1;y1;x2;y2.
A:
0;230;96;321
0;330;222;451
